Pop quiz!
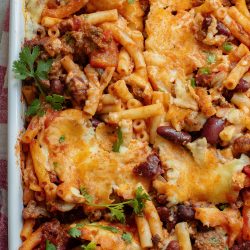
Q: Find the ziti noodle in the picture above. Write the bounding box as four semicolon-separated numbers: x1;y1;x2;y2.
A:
14;0;250;249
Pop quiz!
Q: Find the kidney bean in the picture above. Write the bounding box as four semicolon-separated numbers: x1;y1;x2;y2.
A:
243;165;250;177
157;126;192;145
234;79;250;93
202;15;212;31
167;241;180;250
157;207;177;232
177;205;195;221
133;153;163;178
51;79;64;94
216;22;231;36
156;194;167;205
201;117;225;144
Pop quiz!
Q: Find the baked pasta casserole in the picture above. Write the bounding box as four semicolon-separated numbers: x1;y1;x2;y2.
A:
13;0;250;249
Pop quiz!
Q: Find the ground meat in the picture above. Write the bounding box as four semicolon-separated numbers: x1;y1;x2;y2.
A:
195;73;214;88
36;220;69;250
233;134;250;156
194;229;227;250
22;200;49;219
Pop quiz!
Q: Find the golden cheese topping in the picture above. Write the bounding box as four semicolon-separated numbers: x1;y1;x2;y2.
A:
31;109;151;205
153;136;249;204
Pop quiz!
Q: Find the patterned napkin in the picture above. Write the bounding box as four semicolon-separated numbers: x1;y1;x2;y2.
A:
0;0;10;249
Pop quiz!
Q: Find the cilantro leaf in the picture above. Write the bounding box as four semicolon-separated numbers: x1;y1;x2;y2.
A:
80;187;93;203
12;46;52;95
190;78;196;88
122;232;132;243
25;99;45;117
59;135;65;143
130;186;150;215
68;227;81;238
90;224;119;233
45;94;65;111
128;0;135;3
81;242;96;250
207;53;216;64
35;59;53;80
45;240;56;250
109;204;126;224
223;42;233;52
112;127;123;152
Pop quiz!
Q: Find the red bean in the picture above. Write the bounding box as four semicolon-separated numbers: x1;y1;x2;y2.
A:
133;154;163;178
51;79;64;94
157;126;192;145
157;207;177;232
216;22;231;36
167;241;180;250
156;194;167;205
202;15;212;31
177;205;195;221
195;73;213;88
234;79;250;93
201;117;225;144
243;165;250;178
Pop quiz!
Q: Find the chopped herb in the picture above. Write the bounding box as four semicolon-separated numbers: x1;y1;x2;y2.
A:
25;99;45;117
207;53;216;64
223;42;233;52
218;204;228;211
128;0;135;3
209;237;219;245
190;78;196;88
199;67;210;75
80;187;93;203
13;46;52;95
122;232;132;243
112;127;123;152
224;247;229;250
45;240;56;250
81;242;96;250
45;94;65;111
90;224;119;233
158;88;165;92
64;33;75;45
85;186;150;223
68;227;81;238
59;135;65;143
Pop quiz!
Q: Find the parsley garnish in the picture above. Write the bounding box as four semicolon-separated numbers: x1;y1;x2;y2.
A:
13;46;52;95
190;78;196;88
46;94;65;111
25;99;45;117
45;240;56;250
68;227;82;238
90;224;119;233
80;187;93;203
199;67;210;75
112;127;123;152
128;0;135;3
207;53;216;64
59;135;65;143
122;232;132;243
81;186;150;223
223;42;233;52
218;204;228;211
81;242;96;250
209;237;219;245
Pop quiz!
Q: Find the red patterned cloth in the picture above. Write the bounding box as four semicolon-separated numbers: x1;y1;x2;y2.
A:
0;1;10;249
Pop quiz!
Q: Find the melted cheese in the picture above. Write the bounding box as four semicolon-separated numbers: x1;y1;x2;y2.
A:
153;136;249;204
25;0;47;39
32;109;151;205
145;7;206;76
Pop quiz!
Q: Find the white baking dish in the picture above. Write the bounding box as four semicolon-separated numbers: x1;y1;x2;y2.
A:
7;0;25;249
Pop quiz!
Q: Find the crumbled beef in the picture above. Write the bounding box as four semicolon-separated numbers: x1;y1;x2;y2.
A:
22;200;49;219
233;134;250;156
